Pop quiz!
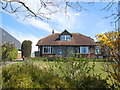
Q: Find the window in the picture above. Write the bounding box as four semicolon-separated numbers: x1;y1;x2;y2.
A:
43;46;52;53
60;35;71;41
95;46;101;54
80;46;89;54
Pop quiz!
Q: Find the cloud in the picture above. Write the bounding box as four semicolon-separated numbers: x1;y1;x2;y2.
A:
23;18;60;33
5;26;40;53
3;0;86;33
74;13;80;16
8;0;84;33
50;10;86;32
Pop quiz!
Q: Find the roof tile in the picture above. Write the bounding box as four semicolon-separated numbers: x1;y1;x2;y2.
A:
36;33;96;46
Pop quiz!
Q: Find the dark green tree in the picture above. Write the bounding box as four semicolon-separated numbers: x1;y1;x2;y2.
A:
2;43;18;61
21;40;32;60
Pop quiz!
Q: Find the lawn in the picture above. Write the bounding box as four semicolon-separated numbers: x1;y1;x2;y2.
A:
6;60;108;79
2;59;114;88
31;61;111;84
31;61;107;78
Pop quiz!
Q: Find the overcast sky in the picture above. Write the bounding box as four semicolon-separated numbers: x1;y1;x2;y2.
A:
0;1;118;52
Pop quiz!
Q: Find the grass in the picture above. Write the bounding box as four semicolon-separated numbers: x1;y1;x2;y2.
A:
5;60;108;77
32;61;107;77
4;59;112;84
32;61;112;84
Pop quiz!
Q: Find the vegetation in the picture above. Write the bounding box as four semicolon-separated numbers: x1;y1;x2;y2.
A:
2;43;18;61
2;58;111;88
2;61;70;88
21;40;32;59
96;30;120;88
96;31;119;57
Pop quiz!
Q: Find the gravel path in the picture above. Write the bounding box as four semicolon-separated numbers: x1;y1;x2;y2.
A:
0;62;17;66
0;59;23;66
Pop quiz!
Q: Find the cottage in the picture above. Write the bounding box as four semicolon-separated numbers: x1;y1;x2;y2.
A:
36;30;96;58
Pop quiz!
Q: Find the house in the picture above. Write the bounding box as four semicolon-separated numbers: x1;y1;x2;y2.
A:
36;30;96;58
0;27;21;58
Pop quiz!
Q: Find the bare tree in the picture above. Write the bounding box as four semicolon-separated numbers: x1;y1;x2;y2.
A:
1;0;119;21
0;0;87;20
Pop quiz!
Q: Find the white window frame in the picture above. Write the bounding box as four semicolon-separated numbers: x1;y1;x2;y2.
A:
60;35;71;41
43;46;52;53
80;46;89;54
95;46;101;54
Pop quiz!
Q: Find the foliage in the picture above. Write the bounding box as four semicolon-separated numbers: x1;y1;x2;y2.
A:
96;31;119;57
47;57;110;88
2;43;18;61
2;60;70;88
2;58;110;88
21;40;32;58
96;30;120;88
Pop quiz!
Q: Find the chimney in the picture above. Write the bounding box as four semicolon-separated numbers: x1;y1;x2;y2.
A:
52;30;54;34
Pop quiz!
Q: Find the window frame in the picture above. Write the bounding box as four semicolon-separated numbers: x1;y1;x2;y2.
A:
60;35;71;41
95;46;101;54
80;46;89;54
43;46;52;53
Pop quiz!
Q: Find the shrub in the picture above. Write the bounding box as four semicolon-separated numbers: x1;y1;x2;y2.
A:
2;43;18;61
76;75;109;88
21;40;32;59
2;60;70;88
47;57;110;88
2;58;110;88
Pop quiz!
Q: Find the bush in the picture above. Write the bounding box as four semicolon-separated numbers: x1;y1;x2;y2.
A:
21;40;32;58
2;43;18;61
76;75;109;88
47;57;110;88
2;58;110;88
2;60;70;88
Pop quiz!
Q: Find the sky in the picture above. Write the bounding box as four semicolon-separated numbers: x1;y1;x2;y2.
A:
0;1;119;53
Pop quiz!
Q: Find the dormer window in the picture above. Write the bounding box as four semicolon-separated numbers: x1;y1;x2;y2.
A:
60;35;71;41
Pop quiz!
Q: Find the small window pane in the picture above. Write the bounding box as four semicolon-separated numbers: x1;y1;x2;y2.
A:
95;46;101;54
80;46;89;54
60;35;71;41
66;35;70;41
43;46;52;53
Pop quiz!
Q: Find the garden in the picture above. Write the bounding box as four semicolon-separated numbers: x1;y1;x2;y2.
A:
1;31;120;89
1;57;117;89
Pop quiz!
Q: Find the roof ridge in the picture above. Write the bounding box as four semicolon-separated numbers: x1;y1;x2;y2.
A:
71;33;79;34
36;32;96;46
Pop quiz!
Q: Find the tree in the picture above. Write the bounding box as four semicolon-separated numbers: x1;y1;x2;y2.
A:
21;40;32;60
2;43;18;61
96;31;120;88
1;0;119;22
96;31;119;57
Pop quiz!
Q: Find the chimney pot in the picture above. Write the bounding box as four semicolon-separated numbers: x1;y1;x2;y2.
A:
52;30;54;34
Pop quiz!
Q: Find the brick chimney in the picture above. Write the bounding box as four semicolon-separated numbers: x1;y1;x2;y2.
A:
52;30;54;34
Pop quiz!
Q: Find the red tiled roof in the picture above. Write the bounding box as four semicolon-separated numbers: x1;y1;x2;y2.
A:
36;33;96;46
